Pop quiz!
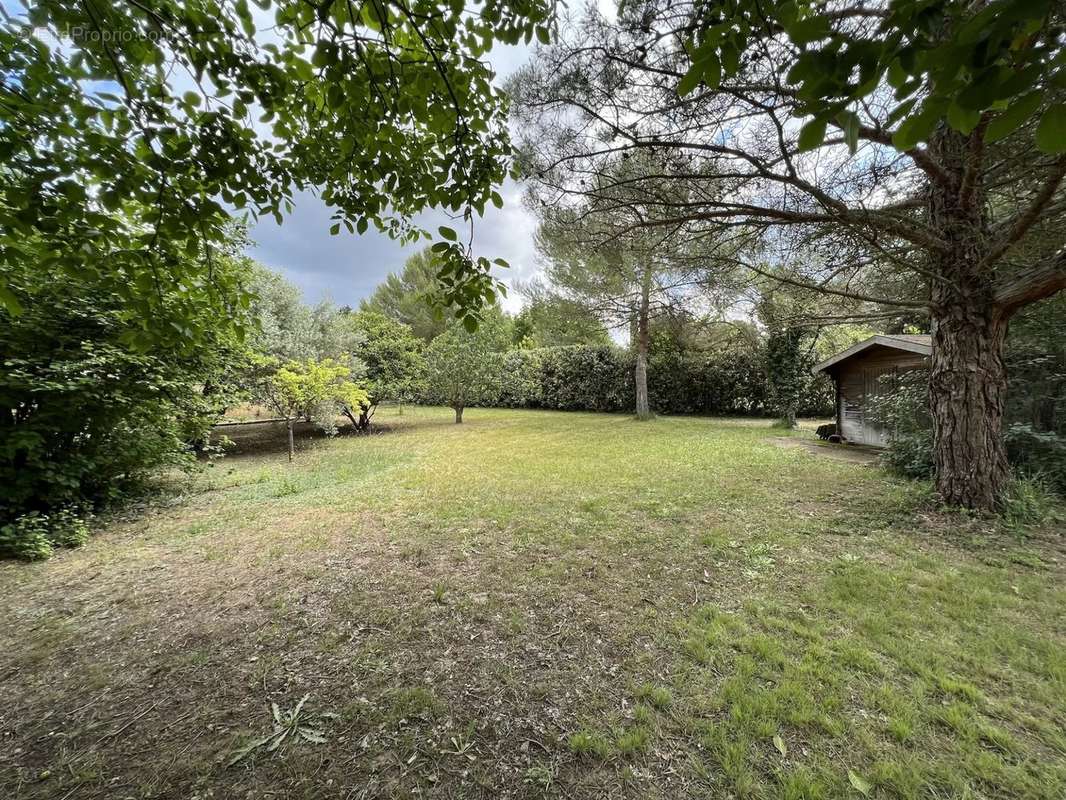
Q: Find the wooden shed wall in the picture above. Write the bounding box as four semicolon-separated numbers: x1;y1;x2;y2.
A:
833;346;928;446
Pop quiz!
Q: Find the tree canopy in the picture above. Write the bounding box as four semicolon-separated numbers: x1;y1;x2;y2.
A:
359;248;452;341
1;0;553;346
345;309;426;406
512;0;1066;509
423;313;509;422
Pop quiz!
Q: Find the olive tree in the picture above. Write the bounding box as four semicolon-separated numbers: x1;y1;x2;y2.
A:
423;315;509;423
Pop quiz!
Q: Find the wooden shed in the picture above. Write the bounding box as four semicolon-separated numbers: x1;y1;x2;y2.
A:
812;334;932;447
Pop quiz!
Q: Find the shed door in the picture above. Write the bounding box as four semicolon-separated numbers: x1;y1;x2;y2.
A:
862;366;897;446
839;373;865;443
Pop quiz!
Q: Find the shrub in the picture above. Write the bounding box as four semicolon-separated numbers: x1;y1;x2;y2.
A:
540;345;632;412
45;509;91;549
490;343;832;417
1004;424;1066;494
0;514;54;561
2;248;248;541
867;371;936;479
871;385;1065;499
1001;476;1060;529
498;349;545;407
881;430;936;480
0;509;91;561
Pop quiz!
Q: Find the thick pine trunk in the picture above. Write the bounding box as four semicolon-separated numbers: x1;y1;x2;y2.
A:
929;303;1010;509
454;406;464;424
634;267;652;420
927;126;1010;510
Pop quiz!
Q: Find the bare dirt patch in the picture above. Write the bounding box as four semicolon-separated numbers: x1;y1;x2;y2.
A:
771;436;881;464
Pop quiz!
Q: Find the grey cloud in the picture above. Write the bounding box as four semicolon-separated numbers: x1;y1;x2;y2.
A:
247;43;543;310
249;179;541;310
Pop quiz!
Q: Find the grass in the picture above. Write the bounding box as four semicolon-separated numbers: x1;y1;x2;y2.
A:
0;407;1063;799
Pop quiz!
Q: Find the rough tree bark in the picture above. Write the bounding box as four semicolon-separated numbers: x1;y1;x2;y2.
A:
926;127;1010;510
929;302;1010;509
286;418;295;462
454;406;464;424
634;265;652;420
780;405;797;430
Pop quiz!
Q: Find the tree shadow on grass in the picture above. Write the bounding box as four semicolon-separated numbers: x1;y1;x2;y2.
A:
207;420;379;460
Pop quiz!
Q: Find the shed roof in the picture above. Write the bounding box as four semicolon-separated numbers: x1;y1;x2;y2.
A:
812;334;932;375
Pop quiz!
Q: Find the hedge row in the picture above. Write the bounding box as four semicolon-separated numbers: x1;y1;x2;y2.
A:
490;345;833;417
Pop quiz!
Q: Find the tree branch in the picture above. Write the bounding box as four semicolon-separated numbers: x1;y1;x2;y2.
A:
994;250;1066;318
983;155;1066;270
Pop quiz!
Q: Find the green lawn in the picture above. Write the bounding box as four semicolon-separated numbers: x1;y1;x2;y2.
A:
1;408;1063;799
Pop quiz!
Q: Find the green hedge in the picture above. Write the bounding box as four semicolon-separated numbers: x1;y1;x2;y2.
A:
493;345;833;417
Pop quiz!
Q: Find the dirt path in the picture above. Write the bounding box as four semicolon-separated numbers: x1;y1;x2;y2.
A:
771;436;881;464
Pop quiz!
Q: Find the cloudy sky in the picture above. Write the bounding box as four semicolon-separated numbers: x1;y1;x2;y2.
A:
247;43;540;312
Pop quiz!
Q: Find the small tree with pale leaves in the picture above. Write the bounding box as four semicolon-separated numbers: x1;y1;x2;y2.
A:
423;316;509;423
257;358;368;461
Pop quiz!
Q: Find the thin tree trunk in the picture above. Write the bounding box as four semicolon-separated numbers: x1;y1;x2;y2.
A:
927;125;1010;510
287;419;294;462
454;406;464;424
634;266;652;420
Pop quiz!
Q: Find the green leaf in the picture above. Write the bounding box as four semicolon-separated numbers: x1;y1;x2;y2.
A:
438;226;458;241
892;105;941;150
0;283;23;315
701;57;722;90
847;769;873;796
536;26;551;45
798;118;827;152
947;102;981;135
772;734;787;757
986;92;1043;143
887;98;917;125
311;44;332;68
235;0;256;37
1035;104;1066;154
329;223;340;235
787;16;830;46
886;58;908;90
838;111;859;153
677;66;703;97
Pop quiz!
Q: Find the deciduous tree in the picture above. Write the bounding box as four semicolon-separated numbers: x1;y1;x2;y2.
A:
256;357;368;460
1;0;553;345
345;310;426;427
